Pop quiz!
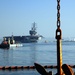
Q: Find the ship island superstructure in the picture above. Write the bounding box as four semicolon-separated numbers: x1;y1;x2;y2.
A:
3;22;42;43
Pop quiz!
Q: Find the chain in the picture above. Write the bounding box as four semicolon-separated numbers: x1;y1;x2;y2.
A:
57;0;60;28
56;0;61;39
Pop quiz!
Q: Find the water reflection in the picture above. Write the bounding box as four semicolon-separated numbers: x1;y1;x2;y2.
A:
0;49;13;66
21;43;38;66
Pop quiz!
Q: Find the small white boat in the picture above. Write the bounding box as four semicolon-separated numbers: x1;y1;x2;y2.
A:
10;43;23;47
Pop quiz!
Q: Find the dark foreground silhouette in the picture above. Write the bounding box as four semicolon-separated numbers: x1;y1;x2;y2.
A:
34;63;74;75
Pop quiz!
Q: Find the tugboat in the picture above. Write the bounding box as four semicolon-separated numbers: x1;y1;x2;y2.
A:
3;22;42;43
0;36;23;49
8;36;23;48
0;38;9;49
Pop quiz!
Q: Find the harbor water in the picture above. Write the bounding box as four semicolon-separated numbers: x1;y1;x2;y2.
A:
0;38;75;75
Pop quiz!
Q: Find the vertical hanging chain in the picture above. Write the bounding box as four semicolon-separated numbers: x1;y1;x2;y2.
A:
56;0;61;39
56;0;63;75
57;0;60;28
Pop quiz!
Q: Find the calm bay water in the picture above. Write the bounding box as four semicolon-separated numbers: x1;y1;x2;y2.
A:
0;38;75;75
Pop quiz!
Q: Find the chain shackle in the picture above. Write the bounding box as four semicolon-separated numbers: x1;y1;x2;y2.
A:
57;0;60;28
56;27;62;39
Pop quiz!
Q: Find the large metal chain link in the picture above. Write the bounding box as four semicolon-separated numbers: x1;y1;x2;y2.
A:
57;0;60;28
